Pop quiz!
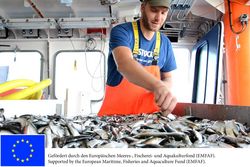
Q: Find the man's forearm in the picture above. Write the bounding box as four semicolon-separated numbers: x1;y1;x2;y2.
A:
113;46;163;92
118;56;163;91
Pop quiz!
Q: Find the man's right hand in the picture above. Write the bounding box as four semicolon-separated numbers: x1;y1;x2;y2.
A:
153;82;177;116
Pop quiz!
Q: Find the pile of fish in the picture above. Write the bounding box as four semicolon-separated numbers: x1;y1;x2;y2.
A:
0;109;250;148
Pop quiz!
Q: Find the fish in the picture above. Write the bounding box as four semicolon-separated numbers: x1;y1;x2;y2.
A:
0;112;250;148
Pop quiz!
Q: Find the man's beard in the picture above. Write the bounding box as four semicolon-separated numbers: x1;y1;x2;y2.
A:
141;10;163;32
141;10;155;32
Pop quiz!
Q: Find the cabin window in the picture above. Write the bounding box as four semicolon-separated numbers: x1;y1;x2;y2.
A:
54;51;105;102
172;48;192;102
0;51;42;83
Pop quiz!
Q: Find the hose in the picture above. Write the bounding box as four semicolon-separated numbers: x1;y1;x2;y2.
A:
0;79;52;100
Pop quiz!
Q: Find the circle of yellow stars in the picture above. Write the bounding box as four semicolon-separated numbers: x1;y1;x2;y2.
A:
12;139;35;163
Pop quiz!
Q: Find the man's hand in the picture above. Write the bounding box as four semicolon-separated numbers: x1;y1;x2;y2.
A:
153;83;177;116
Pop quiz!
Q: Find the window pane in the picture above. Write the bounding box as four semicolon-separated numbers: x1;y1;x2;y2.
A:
54;51;105;101
205;45;219;103
172;48;191;102
196;44;208;103
0;52;42;83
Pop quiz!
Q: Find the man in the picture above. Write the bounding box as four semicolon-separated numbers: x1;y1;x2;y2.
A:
98;0;177;116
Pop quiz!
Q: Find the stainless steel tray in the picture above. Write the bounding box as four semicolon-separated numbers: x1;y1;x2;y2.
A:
174;103;250;125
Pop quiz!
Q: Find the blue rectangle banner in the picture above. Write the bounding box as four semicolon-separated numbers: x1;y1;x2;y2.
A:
0;134;45;166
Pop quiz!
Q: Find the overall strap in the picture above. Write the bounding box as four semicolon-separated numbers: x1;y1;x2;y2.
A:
154;31;161;56
132;21;139;55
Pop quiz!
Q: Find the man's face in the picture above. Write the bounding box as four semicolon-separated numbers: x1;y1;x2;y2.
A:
141;3;169;32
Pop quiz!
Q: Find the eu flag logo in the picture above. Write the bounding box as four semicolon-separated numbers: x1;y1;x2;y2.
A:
0;135;45;166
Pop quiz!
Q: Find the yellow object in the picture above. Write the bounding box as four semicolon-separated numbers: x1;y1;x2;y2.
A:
0;79;52;100
154;31;161;56
0;79;36;94
132;21;140;55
